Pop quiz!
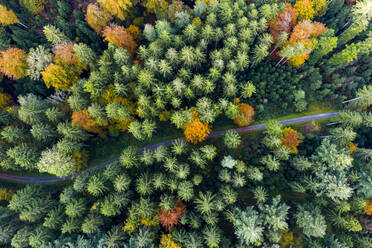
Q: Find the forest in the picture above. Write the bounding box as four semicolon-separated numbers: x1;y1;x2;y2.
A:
0;0;371;247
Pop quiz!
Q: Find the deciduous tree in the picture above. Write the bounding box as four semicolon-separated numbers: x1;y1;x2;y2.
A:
281;127;301;154
184;118;211;144
97;0;132;20
233;103;255;127
86;3;112;34
0;5;19;26
102;25;137;56
0;48;28;79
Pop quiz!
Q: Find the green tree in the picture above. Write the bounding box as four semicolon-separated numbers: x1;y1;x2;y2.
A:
120;146;139;168
65;198;86;218
87;174;109;196
26;45;53;80
57;122;90;142
37;146;77;177
31;123;58;143
6;144;40;170
43;25;69;44
1;126;29;144
82;213;104;234
224;130;241;149
296;204;326;238
233;206;264;246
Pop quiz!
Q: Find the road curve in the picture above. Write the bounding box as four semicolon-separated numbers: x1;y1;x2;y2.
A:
0;112;339;184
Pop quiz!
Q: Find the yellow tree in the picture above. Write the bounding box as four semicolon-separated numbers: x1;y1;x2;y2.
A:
19;0;48;14
41;63;80;91
233;103;255;127
294;0;315;21
86;3;112;34
0;5;19;26
0;48;28;79
102;25;137;56
97;0;133;20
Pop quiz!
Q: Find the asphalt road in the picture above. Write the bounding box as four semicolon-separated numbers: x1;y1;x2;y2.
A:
0;112;339;184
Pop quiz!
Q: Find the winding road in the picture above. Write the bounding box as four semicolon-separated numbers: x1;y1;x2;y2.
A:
0;112;339;184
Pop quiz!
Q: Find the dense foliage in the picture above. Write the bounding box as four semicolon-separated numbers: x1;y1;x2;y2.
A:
0;0;371;247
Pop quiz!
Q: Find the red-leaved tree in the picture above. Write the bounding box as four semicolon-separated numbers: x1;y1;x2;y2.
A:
157;199;186;231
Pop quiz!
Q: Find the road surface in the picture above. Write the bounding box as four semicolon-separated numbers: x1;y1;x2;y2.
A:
0;112;338;184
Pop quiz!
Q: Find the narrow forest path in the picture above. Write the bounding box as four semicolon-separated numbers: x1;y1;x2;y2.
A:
0;112;339;184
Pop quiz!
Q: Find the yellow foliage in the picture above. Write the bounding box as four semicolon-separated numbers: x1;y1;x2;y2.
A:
41;63;81;91
159;110;171;122
86;3;112;33
143;0;168;18
346;142;358;155
72;150;89;171
97;0;132;20
91;202;98;210
289;50;311;66
192;17;202;28
159;234;182;248
184;118;211;144
0;93;12;110
313;0;327;17
20;0;48;15
113;119;133;132
279;229;302;248
140;217;159;226
294;0;315;21
100;84;117;104
123;218;138;234
365;199;372;215
0;5;19;26
127;25;141;41
0;187;13;201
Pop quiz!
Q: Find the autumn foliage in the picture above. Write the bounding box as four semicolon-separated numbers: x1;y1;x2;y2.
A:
0;93;13;110
72;109;105;135
294;0;315;21
41;42;85;91
86;3;112;33
157;199;186;231
159;234;182;248
97;0;132;20
233;103;255;127
0;5;19;26
281;127;301;154
184;118;211;144
365;199;372;215
102;25;137;56
269;3;298;43
41;63;80;91
0;187;14;201
0;48;28;79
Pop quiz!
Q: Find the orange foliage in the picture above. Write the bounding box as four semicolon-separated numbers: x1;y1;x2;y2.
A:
86;3;112;34
286;20;327;66
0;93;12;109
53;42;81;65
0;5;19;26
0;48;28;79
294;0;315;21
345;0;356;5
184;118;211;144
281;127;301;154
289;20;327;45
72;109;105;135
102;25;137;56
157;199;186;231
269;3;298;43
365;199;372;215
233;103;255;127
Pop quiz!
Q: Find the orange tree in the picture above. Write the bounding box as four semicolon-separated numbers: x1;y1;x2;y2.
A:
233;103;255;127
281;127;301;154
157;199;186;231
0;48;28;79
102;25;137;56
71;109;105;136
184;118;211;144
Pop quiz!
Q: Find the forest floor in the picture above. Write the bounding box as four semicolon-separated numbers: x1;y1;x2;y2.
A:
0;111;338;184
